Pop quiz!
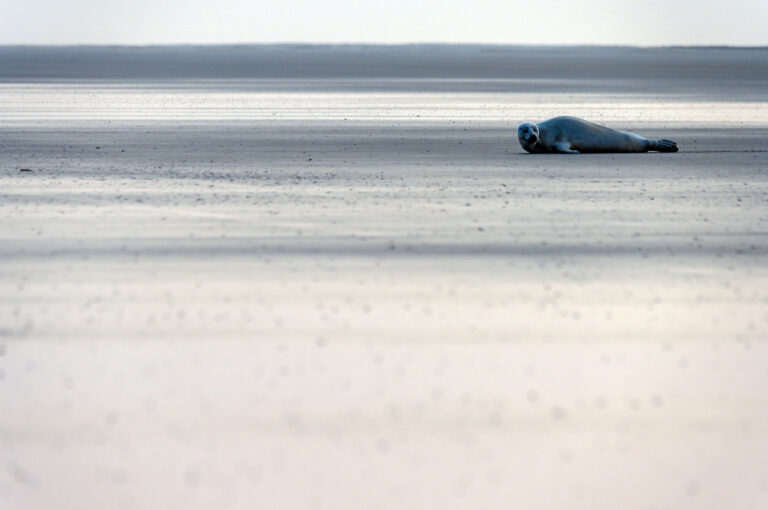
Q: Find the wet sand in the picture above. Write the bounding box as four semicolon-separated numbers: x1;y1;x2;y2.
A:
1;46;767;510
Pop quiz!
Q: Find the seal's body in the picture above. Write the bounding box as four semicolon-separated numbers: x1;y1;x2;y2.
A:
518;116;678;154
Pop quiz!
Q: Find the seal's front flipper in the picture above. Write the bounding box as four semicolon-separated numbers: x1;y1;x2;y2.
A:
650;139;678;152
554;142;579;154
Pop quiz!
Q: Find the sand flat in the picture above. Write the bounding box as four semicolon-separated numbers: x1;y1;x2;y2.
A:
1;46;767;510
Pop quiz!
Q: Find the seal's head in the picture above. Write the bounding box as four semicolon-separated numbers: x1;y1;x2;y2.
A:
517;122;540;152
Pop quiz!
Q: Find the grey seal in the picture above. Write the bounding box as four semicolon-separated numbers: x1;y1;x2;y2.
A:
518;116;678;154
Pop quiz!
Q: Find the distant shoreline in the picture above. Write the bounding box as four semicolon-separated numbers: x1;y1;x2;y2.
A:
1;43;767;50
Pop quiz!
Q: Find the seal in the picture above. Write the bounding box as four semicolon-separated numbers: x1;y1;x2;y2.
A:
518;116;678;154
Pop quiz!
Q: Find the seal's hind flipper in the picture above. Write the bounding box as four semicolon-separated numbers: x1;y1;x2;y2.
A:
652;139;678;152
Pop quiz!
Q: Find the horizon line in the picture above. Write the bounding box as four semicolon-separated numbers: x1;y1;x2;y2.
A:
2;42;768;50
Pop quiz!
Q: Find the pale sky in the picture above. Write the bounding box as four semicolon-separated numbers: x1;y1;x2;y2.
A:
1;0;767;46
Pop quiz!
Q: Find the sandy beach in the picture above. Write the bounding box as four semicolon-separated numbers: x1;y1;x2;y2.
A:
1;45;767;509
